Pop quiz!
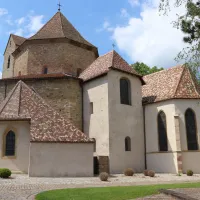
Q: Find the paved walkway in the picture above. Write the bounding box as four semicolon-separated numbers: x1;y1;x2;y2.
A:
1;174;200;199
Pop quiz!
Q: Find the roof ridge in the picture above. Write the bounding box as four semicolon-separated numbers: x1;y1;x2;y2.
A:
29;12;59;40
59;12;65;37
173;65;185;98
144;64;184;78
0;81;21;114
187;67;200;96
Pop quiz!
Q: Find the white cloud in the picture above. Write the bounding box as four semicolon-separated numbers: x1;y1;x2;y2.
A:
128;0;140;7
120;8;129;18
0;8;8;16
16;17;25;25
27;15;44;33
0;71;2;79
112;0;187;68
14;28;24;36
96;20;114;32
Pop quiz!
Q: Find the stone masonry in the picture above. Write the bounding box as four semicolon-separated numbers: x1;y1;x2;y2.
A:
0;77;83;130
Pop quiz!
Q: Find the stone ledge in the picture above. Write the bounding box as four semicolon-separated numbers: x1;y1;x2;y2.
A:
159;189;198;200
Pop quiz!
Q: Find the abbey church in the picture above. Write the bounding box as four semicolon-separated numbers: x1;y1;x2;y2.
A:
1;11;200;177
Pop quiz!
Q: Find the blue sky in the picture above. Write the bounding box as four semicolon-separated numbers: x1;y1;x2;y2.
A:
0;0;186;74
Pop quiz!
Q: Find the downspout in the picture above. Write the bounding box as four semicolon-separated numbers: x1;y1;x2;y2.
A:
143;105;147;169
80;79;84;132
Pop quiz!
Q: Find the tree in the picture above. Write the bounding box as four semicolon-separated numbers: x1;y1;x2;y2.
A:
131;62;164;76
160;0;200;78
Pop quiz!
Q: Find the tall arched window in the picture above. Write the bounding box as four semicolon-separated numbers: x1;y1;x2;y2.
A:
158;111;168;151
185;108;198;150
120;78;131;105
7;56;10;69
5;131;16;156
125;136;131;151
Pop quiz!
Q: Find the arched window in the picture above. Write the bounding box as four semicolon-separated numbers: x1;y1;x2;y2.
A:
158;111;168;151
125;136;131;151
43;67;48;74
7;56;10;69
120;78;131;105
185;108;198;150
4;131;16;156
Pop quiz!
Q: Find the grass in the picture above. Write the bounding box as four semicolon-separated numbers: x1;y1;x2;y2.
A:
36;182;200;200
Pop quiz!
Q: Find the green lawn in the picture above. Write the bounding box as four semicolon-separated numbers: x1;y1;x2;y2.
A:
36;182;200;200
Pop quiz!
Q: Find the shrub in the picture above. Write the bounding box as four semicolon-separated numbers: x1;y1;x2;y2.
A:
143;170;149;176
124;168;134;176
0;168;11;178
99;172;109;181
148;170;155;177
187;170;193;176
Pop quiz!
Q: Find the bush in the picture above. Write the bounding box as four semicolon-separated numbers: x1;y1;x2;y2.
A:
148;170;155;177
187;170;193;176
99;172;109;181
143;170;149;176
0;168;11;178
124;168;134;176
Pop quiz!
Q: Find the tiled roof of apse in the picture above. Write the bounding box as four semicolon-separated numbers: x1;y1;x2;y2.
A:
142;65;200;104
0;81;93;143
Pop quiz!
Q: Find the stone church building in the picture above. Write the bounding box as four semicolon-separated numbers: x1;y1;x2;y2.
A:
1;11;200;177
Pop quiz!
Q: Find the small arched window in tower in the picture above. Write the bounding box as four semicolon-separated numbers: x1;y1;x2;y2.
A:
158;111;168;151
4;130;16;156
120;78;131;105
43;67;48;74
7;56;11;69
125;136;131;151
185;108;198;150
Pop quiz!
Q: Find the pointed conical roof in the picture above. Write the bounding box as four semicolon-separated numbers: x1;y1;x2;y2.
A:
142;65;200;104
0;81;93;143
79;50;142;82
29;12;95;47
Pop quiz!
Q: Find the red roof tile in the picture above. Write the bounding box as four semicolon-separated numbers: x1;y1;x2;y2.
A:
29;12;95;48
142;65;200;104
0;81;93;143
79;50;143;82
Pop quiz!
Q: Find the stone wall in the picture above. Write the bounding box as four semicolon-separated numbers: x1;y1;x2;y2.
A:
3;36;16;78
0;77;82;130
13;40;97;77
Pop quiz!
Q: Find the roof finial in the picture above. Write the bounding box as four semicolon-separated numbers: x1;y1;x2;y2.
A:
58;1;62;12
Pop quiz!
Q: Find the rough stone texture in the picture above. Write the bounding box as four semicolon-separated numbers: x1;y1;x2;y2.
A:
171;188;200;199
0;77;82;130
13;40;96;77
98;156;110;174
3;36;16;78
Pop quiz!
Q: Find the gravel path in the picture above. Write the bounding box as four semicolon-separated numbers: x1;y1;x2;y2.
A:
1;173;200;200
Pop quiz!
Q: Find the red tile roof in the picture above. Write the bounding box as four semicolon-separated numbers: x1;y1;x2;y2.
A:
0;81;93;143
79;50;143;83
11;34;26;46
29;12;95;48
142;65;200;104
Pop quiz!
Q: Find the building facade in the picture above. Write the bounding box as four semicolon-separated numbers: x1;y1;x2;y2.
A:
0;11;200;177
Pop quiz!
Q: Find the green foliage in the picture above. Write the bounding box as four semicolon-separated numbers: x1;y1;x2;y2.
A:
187;170;194;176
124;168;134;176
36;182;200;200
131;62;164;76
99;172;109;181
159;0;200;76
0;168;11;178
